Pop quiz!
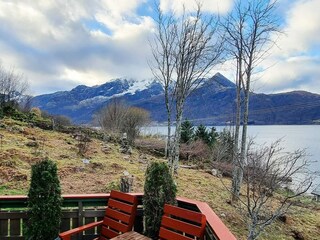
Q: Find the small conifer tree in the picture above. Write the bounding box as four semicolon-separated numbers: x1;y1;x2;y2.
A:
207;126;219;147
180;120;194;144
25;158;62;240
195;124;209;143
143;162;177;239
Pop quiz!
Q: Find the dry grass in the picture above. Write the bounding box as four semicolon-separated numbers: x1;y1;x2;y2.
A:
0;118;319;239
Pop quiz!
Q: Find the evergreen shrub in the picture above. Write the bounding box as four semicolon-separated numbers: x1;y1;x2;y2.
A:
143;161;177;239
24;158;62;240
180;120;194;144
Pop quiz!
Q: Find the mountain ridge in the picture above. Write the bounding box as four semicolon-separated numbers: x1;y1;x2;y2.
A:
32;73;320;125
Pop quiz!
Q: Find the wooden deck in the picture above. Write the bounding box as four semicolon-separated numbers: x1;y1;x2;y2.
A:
110;231;151;240
0;193;236;240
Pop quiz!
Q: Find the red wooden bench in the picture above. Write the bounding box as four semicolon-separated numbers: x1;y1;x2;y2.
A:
159;204;206;240
59;190;138;240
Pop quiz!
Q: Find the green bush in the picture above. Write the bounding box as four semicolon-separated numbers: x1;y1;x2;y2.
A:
143;162;177;239
195;124;209;143
180;120;194;144
24;158;62;240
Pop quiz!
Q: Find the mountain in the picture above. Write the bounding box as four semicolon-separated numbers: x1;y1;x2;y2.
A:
32;73;320;125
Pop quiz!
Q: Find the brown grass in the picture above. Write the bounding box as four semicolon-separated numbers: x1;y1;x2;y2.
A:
0;118;319;239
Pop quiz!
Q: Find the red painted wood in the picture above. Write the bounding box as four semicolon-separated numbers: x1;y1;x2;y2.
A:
176;197;237;240
103;216;128;233
99;236;108;240
106;208;131;223
159;204;206;240
1;193;236;240
101;226;119;239
161;216;203;237
110;190;136;203
59;221;103;240
163;204;204;223
159;227;194;240
108;199;134;214
59;191;138;240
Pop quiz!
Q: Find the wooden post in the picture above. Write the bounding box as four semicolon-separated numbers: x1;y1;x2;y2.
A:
78;201;83;240
120;175;134;193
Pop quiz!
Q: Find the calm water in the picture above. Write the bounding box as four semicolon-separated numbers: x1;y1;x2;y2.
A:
141;125;320;190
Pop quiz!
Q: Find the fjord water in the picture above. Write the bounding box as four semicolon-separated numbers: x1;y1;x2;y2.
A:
142;125;320;190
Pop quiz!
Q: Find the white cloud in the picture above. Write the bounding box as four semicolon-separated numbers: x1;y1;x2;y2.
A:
0;0;319;96
160;0;233;15
253;0;320;93
0;0;154;94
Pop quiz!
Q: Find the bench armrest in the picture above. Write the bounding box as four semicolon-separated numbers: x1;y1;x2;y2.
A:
59;220;103;240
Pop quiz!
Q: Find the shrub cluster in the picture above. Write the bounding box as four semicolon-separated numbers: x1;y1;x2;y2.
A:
180;120;235;165
180;120;218;147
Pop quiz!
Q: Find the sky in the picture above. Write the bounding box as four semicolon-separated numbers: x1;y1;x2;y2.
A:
0;0;319;96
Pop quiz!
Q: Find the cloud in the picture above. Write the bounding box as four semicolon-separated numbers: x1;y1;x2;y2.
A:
0;0;319;95
257;55;320;93
0;0;153;95
256;0;320;93
160;0;233;15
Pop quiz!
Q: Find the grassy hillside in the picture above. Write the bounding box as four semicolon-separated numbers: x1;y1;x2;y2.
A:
0;117;319;239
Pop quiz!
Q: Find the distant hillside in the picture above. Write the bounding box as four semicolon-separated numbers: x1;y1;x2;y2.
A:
32;73;320;125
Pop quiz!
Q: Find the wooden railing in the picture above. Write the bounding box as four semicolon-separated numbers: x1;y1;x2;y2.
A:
0;194;236;240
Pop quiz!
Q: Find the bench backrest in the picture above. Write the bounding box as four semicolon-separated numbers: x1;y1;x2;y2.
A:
159;204;206;240
99;190;138;240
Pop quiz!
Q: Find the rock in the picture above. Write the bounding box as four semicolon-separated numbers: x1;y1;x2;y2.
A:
13;174;27;181
90;162;104;169
27;136;37;141
211;168;219;176
102;144;111;154
26;141;39;148
119;133;132;154
220;213;226;218
140;154;148;160
82;159;90;164
127;147;132;155
291;230;305;240
278;214;287;223
138;159;147;164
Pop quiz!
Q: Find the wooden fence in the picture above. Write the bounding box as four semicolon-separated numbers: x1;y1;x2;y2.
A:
0;193;236;240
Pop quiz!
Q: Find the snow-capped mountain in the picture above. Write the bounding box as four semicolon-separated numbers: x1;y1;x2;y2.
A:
32;77;164;123
32;73;320;125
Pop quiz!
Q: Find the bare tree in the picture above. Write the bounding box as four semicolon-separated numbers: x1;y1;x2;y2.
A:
19;95;33;113
149;3;177;158
232;140;313;240
211;129;234;163
150;2;225;174
96;99;150;143
96;99;128;137
122;107;150;144
0;65;28;108
223;0;281;200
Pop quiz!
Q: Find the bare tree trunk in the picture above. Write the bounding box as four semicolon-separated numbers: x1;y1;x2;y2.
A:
247;224;257;240
166;120;171;156
231;61;243;201
165;92;172;160
172;103;183;175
